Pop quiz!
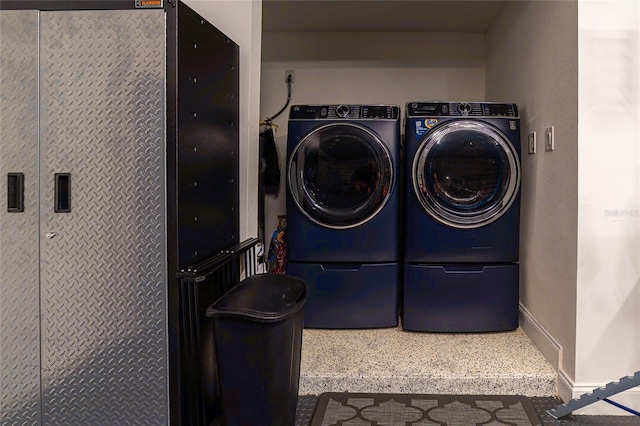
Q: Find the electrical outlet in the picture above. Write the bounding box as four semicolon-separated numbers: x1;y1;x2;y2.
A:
546;126;555;151
528;132;536;154
285;69;295;84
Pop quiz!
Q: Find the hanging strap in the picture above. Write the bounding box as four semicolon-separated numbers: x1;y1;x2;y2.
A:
260;124;281;195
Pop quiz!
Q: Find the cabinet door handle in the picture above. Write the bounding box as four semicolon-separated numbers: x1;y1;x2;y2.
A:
54;173;71;213
7;173;24;213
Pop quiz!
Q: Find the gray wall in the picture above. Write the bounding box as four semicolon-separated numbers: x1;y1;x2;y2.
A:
487;1;640;414
485;0;579;380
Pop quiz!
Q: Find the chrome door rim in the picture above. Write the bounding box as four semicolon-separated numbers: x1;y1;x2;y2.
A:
412;120;520;229
288;122;394;229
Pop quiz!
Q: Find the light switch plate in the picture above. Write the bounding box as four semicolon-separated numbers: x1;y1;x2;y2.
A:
546;126;555;151
528;132;536;154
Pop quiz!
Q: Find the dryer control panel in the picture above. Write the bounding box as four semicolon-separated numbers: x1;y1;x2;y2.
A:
290;104;400;120
407;102;518;118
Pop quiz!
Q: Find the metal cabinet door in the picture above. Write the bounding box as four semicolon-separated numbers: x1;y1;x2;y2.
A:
0;9;41;424
38;10;168;424
1;9;168;425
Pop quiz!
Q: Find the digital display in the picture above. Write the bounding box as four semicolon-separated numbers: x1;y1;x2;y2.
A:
363;106;388;118
484;104;516;117
408;103;518;118
408;103;449;117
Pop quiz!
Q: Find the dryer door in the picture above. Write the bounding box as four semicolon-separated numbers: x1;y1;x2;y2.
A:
413;120;520;229
288;123;393;229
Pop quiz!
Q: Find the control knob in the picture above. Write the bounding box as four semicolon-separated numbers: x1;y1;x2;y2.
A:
457;103;472;115
336;105;350;118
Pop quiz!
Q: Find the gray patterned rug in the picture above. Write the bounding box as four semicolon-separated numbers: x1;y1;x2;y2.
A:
310;392;541;426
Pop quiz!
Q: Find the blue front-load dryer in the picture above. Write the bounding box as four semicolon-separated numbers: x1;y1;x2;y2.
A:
286;104;401;328
403;102;522;332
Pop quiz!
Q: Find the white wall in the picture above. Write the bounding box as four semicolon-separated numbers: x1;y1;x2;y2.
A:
260;32;486;239
576;0;640;414
183;0;262;241
486;0;579;380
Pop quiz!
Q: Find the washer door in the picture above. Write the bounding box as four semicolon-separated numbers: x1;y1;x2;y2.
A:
413;120;520;229
288;123;394;229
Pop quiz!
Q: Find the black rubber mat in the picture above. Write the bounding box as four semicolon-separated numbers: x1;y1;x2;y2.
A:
308;392;541;425
296;395;640;426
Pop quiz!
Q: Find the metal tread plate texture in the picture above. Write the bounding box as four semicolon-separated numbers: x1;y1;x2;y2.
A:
0;9;41;424
38;9;168;424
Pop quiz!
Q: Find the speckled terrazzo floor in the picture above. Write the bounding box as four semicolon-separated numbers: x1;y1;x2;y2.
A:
299;326;557;397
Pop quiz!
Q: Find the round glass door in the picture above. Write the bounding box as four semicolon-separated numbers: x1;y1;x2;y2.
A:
288;123;394;229
413;120;520;229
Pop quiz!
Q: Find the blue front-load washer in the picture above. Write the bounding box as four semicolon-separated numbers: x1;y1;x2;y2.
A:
286;104;401;328
403;102;522;332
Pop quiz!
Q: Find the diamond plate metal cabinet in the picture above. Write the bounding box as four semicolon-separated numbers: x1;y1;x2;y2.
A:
1;2;241;424
1;9;168;425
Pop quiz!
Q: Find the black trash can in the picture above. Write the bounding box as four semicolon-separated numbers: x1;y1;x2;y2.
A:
205;273;309;426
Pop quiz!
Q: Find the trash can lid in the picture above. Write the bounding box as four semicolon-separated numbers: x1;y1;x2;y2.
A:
205;273;308;322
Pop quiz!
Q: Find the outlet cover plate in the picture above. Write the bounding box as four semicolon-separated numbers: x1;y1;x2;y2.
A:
285;69;295;84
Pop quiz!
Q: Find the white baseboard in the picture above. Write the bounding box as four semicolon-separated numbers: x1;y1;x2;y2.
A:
557;368;574;403
519;303;562;371
558;369;640;416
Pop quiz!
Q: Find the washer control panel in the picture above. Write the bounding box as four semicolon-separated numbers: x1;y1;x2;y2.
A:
290;104;400;120
406;102;518;118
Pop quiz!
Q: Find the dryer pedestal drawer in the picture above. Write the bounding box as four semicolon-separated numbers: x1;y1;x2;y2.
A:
287;261;399;329
402;263;519;332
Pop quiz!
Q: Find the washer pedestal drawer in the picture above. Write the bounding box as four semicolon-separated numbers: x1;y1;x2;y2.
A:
402;263;519;332
287;261;400;329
